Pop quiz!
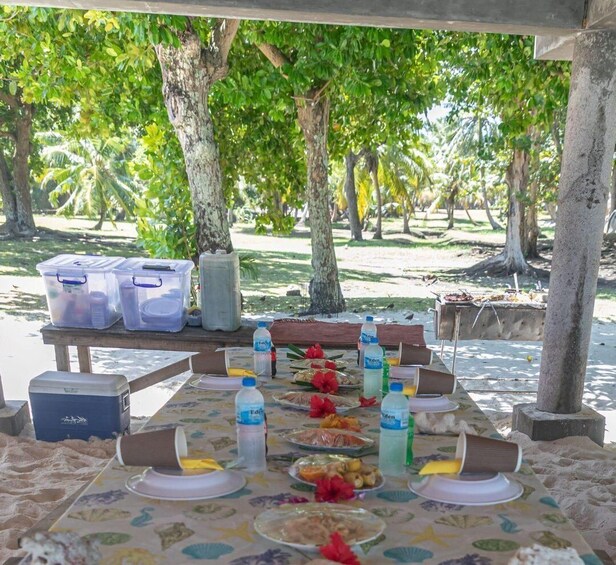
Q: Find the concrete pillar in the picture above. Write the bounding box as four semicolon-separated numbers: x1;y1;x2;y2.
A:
537;30;616;414
0;373;30;436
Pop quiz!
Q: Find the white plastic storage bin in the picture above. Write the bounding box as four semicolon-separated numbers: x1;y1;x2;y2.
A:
36;254;125;329
200;250;241;331
29;371;130;441
113;258;194;332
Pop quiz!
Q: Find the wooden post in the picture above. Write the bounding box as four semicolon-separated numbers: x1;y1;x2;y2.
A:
54;345;71;372
538;31;616;413
77;346;92;373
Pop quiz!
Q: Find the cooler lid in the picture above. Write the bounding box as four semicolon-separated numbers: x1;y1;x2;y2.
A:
36;254;125;275
113;257;194;276
29;371;129;397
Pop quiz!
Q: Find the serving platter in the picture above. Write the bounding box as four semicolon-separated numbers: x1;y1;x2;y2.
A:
281;428;375;454
273;391;361;412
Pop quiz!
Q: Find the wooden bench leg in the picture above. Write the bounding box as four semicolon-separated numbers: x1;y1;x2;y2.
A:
54;345;71;372
77;346;92;373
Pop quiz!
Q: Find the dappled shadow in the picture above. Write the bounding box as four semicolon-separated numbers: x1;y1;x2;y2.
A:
0;289;48;321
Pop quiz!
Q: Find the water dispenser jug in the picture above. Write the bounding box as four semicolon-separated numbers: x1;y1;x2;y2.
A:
199;250;241;331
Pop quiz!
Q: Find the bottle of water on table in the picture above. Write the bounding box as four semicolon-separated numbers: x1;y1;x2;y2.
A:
235;377;266;472
358;315;377;366
379;382;409;477
253;321;272;380
363;336;383;400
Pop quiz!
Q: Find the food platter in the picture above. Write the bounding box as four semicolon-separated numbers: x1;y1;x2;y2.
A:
288;454;384;493
188;376;246;391
272;391;361;412
281;428;375;454
254;503;386;550
292;368;361;389
289;358;348;372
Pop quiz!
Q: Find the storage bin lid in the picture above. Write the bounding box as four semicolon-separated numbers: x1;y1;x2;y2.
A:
29;371;129;397
113;257;194;276
36;254;125;275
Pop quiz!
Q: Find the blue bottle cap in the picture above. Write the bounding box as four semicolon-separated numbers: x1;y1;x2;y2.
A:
242;377;256;387
257;321;267;328
390;382;403;392
366;315;374;322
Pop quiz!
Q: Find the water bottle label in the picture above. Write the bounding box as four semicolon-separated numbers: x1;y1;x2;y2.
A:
254;338;271;353
236;404;264;425
364;356;383;370
360;331;373;344
381;408;409;430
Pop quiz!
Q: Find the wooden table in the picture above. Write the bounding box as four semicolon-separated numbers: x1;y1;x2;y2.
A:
46;349;597;564
40;321;256;393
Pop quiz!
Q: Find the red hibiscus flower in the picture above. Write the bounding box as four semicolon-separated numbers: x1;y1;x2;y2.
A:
310;360;337;370
306;344;325;359
319;532;361;565
314;476;355;503
359;396;377;407
310;395;337;418
312;370;339;394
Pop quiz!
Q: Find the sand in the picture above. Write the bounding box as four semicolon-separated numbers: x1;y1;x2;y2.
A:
0;428;116;562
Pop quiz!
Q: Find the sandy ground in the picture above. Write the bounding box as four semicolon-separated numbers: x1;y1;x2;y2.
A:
1;309;615;562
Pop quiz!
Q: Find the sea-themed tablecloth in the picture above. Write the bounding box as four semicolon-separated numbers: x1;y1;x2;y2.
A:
50;349;597;564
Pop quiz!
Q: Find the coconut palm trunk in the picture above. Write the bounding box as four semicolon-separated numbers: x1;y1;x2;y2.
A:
344;150;363;240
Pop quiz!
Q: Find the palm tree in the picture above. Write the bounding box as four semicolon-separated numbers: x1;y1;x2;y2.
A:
39;133;139;230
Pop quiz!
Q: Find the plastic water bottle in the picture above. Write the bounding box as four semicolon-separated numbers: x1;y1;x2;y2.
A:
235;377;266;472
253;322;272;379
363;336;383;400
358;315;377;366
379;382;409;477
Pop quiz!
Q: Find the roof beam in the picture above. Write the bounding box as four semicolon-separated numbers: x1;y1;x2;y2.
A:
0;0;585;35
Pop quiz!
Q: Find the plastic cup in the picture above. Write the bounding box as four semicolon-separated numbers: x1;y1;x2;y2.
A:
116;427;187;469
455;432;522;474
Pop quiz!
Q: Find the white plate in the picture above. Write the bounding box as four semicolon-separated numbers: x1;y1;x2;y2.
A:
254;503;386;551
288;454;385;493
188;376;245;391
408;395;458;413
408;473;523;506
273;391;360;413
126;468;246;501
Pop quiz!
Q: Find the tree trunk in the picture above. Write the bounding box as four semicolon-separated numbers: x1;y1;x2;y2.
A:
482;180;502;230
0;150;18;236
344;150;362;240
13;105;36;235
155;20;238;255
365;150;382;240
610;159;616;215
445;183;458;230
537;31;616;415
402;201;411;234
462;201;477;225
296;95;345;314
524;180;540;258
93;202;106;230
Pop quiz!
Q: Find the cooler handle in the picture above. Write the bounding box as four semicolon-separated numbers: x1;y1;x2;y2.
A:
121;391;130;412
57;274;88;285
132;276;163;288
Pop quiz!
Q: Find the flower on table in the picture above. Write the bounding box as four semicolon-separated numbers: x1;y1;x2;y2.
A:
312;370;339;394
309;395;337;418
319;532;361;565
305;344;325;359
359;396;377;407
314;476;355;503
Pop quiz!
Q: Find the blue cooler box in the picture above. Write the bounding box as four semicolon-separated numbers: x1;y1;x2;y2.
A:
29;371;130;442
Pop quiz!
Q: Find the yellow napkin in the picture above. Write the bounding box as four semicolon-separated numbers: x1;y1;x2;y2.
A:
180;457;224;471
418;459;462;476
387;357;400;366
403;385;417;397
227;368;256;378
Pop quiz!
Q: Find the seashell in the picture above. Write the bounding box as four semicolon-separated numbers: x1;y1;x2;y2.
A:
82;532;131;546
154;522;194;551
105;547;160;565
497;514;521;533
182;543;234;559
530;530;572;549
420;500;464;512
377;490;418;503
68;508;131;522
229;548;293;565
540;512;568;525
372;507;415;524
579;554;603;565
209;437;236;450
359;533;386;554
520;484;536;500
539;496;560;508
435;515;493;529
472;539;520;552
383;546;434;563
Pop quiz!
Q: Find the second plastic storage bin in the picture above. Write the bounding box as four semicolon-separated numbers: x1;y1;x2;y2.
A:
113;258;193;332
36;254;125;329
